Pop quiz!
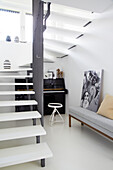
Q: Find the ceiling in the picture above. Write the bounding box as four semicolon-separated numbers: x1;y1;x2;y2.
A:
1;0;113;13
44;0;113;13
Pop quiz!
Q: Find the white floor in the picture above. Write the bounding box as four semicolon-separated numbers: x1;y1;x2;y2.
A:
1;114;113;170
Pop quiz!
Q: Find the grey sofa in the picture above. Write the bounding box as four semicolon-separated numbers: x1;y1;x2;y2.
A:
69;106;113;140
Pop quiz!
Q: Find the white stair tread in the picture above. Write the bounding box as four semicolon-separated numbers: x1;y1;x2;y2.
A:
0;91;35;95
0;111;41;122
0;75;32;78
0;125;46;141
0;100;37;107
0;68;32;72
0;143;53;168
0;83;33;85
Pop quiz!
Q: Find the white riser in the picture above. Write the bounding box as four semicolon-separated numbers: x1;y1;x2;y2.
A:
0;125;46;141
0;68;32;72
0;100;37;107
0;83;33;86
0;75;32;78
0;143;53;168
0;91;35;95
0;111;41;122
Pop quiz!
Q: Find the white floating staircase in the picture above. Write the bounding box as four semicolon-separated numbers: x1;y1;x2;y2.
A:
0;100;37;107
0;68;52;168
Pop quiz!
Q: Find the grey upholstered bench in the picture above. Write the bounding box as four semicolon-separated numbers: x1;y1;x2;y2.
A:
69;106;113;140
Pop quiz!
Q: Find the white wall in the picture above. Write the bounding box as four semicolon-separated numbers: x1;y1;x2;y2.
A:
44;58;64;78
61;5;113;111
0;41;32;69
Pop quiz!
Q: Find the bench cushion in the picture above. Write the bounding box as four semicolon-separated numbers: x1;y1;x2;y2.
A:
97;94;113;120
69;106;113;133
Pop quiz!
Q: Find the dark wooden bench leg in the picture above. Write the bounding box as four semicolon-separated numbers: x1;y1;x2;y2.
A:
69;114;71;127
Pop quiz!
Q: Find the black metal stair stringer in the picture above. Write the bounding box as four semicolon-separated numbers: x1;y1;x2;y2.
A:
43;2;51;32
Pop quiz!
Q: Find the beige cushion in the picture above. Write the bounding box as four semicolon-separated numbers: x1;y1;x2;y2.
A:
97;94;113;120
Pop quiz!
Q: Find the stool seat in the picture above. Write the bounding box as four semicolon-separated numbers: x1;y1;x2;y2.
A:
48;103;63;109
48;103;64;126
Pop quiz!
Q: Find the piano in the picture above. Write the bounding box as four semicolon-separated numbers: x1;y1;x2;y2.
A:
15;78;68;114
43;78;68;115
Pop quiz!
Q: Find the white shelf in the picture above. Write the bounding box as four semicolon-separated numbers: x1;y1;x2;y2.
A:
0;91;35;95
0;83;33;86
0;75;32;79
0;100;37;107
0;68;32;72
0;125;46;141
0;143;53;168
0;111;41;122
19;63;31;68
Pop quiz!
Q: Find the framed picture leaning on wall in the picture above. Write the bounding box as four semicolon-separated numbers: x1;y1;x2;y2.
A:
80;70;103;112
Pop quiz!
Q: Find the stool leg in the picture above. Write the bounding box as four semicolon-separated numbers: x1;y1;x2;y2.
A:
56;109;64;122
49;108;55;122
49;108;56;126
49;113;53;122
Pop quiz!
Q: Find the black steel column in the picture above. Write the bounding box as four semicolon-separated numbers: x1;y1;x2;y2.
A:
32;0;44;126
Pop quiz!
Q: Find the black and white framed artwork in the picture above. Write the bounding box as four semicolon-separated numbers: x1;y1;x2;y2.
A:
80;70;103;112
